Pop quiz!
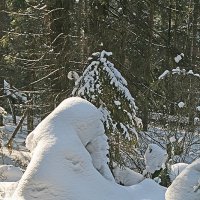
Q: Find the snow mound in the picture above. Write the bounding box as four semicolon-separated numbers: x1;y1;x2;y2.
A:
128;179;166;200
113;165;144;186
144;144;168;174
0;165;23;182
166;158;200;200
7;97;166;200
12;97;132;200
169;163;188;181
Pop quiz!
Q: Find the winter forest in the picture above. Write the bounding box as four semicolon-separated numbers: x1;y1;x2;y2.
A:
0;0;200;199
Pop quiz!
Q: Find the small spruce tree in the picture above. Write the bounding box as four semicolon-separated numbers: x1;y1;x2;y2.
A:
72;50;141;167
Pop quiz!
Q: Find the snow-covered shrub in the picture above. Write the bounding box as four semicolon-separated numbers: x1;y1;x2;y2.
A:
12;97;140;200
165;158;200;200
9;97;166;200
169;162;188;182
112;164;144;186
143;144;170;186
138;65;200;186
151;66;200;164
4;80;27;104
143;144;168;175
72;50;141;166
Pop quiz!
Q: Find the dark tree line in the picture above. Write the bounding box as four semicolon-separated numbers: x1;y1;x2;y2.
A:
0;0;200;136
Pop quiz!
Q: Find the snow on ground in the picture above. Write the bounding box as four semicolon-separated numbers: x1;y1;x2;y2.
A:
140;125;200;164
112;164;144;186
0;165;23;199
128;178;166;200
0;182;18;200
0;165;22;199
0;115;31;169
0;97;166;200
0;165;23;182
166;158;200;200
0;148;30;169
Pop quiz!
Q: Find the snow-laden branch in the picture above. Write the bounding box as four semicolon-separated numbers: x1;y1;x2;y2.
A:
158;67;200;80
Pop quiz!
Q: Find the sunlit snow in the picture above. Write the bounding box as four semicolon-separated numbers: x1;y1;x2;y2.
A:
1;97;166;200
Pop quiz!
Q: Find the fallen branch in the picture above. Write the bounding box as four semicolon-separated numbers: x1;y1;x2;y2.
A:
6;108;28;154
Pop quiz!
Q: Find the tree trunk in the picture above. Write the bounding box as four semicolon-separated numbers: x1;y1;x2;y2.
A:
0;0;8;126
191;0;199;67
142;2;154;131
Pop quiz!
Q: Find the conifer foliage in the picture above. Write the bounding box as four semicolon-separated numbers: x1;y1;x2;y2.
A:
72;50;141;165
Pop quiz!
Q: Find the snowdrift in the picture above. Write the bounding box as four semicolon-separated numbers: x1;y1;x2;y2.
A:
5;97;165;200
166;158;200;200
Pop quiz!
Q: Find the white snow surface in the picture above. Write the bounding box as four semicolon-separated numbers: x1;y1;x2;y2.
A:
0;182;18;200
0;107;6;115
144;144;168;174
169;163;188;181
187;70;194;75
158;70;170;80
172;67;181;75
114;100;121;106
67;71;79;81
113;165;144;186
2;97;166;200
166;158;200;200
4;80;27;102
194;117;200;125
0;165;23;182
174;54;183;63
0;165;22;199
169;136;176;143
178;101;185;108
128;179;166;200
158;67;200;80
